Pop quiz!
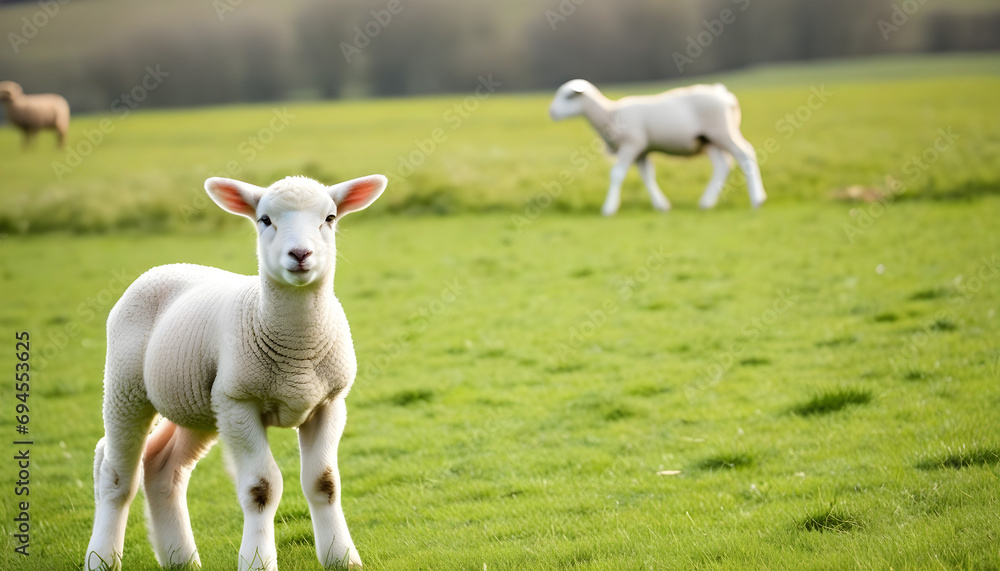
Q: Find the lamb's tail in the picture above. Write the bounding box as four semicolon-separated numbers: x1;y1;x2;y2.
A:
142;417;177;475
142;418;216;483
92;437;106;504
716;83;742;128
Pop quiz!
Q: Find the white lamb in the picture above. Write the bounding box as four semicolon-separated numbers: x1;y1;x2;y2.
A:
85;174;387;571
549;79;766;215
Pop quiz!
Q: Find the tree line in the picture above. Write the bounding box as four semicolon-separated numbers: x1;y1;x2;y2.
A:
0;0;997;112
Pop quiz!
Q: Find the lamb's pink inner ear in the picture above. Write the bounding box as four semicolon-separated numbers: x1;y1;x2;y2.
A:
205;178;260;219
332;175;387;217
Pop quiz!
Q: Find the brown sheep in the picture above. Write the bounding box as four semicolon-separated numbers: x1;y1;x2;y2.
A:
0;81;70;148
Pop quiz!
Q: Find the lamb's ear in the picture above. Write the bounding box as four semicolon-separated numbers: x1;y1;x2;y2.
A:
205;177;266;219
329;175;387;218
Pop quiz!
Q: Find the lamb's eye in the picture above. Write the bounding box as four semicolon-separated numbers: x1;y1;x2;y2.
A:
326;214;336;223
259;215;271;227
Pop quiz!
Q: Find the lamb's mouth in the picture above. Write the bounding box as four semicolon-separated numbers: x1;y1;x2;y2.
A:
284;263;314;278
283;267;314;285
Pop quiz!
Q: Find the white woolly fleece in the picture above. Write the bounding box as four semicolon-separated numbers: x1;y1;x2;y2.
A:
107;262;357;432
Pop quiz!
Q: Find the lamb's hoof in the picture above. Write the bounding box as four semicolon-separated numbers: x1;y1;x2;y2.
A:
348;548;363;569
85;550;121;571
601;204;619;217
651;199;671;212
751;197;767;209
330;548;363;569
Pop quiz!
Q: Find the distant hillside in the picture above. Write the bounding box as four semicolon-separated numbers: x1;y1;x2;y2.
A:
1;54;998;235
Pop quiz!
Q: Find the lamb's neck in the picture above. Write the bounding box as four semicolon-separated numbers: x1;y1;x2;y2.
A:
255;272;338;352
582;92;620;143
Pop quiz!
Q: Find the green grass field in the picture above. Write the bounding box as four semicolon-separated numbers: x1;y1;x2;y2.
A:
1;54;999;569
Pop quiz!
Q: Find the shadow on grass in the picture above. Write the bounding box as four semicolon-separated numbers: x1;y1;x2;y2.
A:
602;404;636;421
902;368;934;382
696;452;755;471
909;287;950;301
903;178;1000;202
800;505;863;533
546;362;586;374
815;335;858;348
874;311;898;322
916;447;1000;470
387;388;434;407
791;388;872;416
929;317;958;331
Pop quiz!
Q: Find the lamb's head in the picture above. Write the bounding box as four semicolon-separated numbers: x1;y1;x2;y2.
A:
549;79;597;121
0;81;22;102
205;174;387;287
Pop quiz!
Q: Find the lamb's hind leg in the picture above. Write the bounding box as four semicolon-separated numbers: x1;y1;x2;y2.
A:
298;398;362;569
698;144;734;209
86;391;158;571
636;155;670;212
714;133;766;208
20;128;35;150
143;420;218;568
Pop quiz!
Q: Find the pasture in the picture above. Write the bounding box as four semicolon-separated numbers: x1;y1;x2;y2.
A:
1;54;999;569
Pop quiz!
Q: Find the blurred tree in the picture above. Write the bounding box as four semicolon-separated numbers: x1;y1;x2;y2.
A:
927;10;1000;52
296;0;359;98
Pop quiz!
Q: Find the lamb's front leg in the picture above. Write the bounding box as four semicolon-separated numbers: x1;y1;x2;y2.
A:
298;398;362;569
602;145;642;216
219;402;283;571
636;155;670;212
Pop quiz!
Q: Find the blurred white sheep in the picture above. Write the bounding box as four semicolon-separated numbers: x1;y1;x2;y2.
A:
549;79;766;215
